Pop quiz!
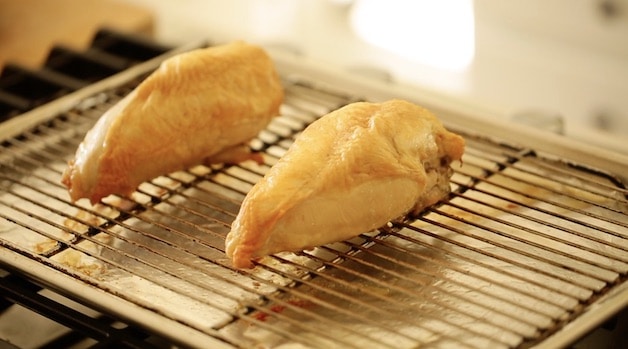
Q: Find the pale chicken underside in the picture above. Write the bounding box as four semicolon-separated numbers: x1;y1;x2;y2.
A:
225;99;465;268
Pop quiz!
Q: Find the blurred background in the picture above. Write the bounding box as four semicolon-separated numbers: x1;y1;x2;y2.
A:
1;0;627;152
124;0;628;154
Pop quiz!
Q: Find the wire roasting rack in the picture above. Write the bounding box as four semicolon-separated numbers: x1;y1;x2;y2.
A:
0;46;627;349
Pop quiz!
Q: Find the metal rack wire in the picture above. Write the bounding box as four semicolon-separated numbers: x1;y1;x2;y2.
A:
0;64;626;348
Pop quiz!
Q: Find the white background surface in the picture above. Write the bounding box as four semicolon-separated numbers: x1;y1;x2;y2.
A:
121;0;628;153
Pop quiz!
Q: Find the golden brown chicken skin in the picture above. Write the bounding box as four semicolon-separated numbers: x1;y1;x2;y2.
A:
61;41;283;204
225;99;465;268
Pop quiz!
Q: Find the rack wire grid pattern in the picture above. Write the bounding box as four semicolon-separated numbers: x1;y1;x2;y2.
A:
0;76;627;349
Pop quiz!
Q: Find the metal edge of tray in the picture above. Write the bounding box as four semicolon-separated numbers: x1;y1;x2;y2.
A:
0;248;232;349
267;48;628;186
532;281;628;349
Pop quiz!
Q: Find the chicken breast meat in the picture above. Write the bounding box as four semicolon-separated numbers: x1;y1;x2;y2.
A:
225;99;465;268
61;41;283;204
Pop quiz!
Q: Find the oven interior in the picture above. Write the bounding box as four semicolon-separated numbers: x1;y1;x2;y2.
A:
0;32;627;349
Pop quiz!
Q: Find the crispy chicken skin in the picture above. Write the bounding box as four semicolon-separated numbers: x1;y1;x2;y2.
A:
61;41;283;204
225;99;465;268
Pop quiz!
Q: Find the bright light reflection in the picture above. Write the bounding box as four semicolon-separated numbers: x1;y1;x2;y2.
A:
349;0;475;72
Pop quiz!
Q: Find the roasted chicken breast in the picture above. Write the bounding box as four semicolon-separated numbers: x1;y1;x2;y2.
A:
61;41;283;204
225;99;465;268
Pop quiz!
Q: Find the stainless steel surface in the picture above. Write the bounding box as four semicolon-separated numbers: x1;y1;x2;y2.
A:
0;46;627;349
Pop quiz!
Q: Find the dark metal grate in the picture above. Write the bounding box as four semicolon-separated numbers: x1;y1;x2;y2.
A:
0;28;170;122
